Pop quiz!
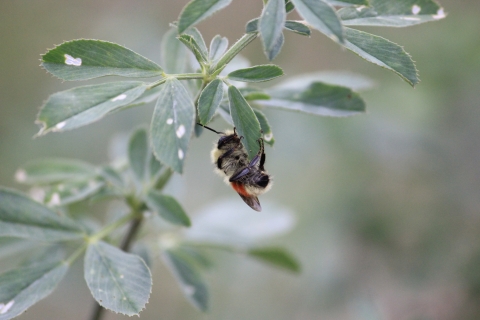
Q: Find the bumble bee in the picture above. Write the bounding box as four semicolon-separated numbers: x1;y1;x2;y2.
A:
199;124;272;212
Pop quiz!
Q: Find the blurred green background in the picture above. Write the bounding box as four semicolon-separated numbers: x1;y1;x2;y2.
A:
2;0;480;319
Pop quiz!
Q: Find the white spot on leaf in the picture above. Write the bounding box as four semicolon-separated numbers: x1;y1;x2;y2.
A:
48;193;61;206
64;54;82;66
0;300;14;314
433;8;445;19
15;169;27;182
264;132;273;142
120;274;124;279
166;118;173;125
178;149;184;160
412;5;421;15
184;285;196;295
176;125;186;138
30;187;45;202
55;121;66;131
111;94;127;102
356;5;366;12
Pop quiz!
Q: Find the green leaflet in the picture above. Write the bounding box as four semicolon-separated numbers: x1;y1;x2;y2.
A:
0;260;68;320
128;127;150;185
150;78;195;173
15;158;96;185
339;0;446;27
0;188;84;241
248;247;301;273
146;191;191;227
36;81;148;135
84;241;152;316
228;86;262;160
261;81;365;116
343;27;419;86
42;39;163;81
290;0;344;43
198;79;224;125
178;0;233;34
162;249;209;311
259;0;286;61
227;65;284;82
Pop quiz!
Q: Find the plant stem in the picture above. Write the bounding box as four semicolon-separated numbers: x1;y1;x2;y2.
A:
213;32;258;76
148;73;204;89
88;213;144;320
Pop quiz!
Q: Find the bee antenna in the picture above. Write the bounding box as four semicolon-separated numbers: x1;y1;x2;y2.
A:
196;123;224;135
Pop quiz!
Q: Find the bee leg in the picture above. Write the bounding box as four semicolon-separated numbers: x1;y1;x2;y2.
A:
256;137;266;170
196;123;224;135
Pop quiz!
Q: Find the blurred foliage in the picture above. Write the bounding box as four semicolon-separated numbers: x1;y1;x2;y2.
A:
1;0;480;320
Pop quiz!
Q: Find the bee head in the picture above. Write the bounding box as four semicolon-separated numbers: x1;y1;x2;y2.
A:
217;129;242;150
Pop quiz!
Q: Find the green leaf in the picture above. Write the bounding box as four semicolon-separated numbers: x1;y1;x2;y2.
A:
45;180;104;206
18;245;67;268
239;87;271;101
284;20;311;36
343;27;418;86
276;71;374;91
245;18;259;33
85;241;152;316
162;249;209;311
253;109;275;146
15;158;96;185
150;78;195;173
177;245;213;270
285;1;295;13
269;29;285;60
228;65;284;83
161;27;189;74
145;191;191;227
99;166;125;189
36;81;148;135
290;0;344;43
178;0;233;34
178;34;208;65
324;0;368;5
339;0;446;27
0;188;84;241
248;247;301;273
198;79;224;125
228;86;262;160
0;259;68;320
152;168;173;190
148;153;163;182
184;27;209;63
259;0;286;61
116;86;164;111
41;39;163;81
128;127;150;184
209;35;229;63
260;81;365;116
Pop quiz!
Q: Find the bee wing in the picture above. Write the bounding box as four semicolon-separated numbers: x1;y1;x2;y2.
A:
238;193;262;212
229;167;251;182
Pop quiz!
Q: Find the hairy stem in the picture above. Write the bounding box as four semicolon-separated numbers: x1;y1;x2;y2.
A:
213;32;258;76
